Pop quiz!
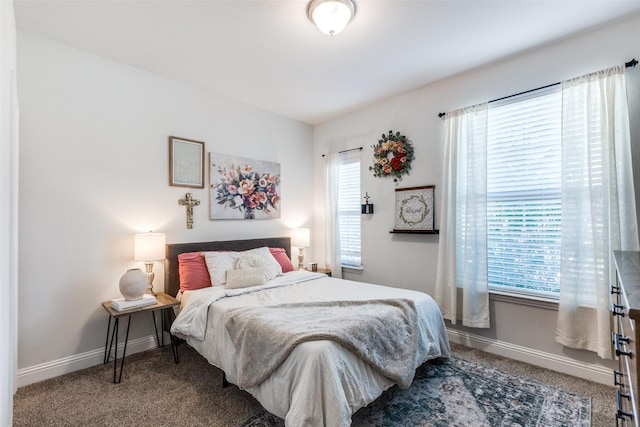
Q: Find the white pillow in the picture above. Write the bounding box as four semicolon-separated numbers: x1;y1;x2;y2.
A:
240;247;282;280
225;268;267;289
203;251;242;286
236;253;268;270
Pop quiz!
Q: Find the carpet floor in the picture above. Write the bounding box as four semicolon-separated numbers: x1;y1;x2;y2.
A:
13;343;615;426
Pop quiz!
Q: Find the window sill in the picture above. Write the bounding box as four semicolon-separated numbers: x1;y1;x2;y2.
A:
489;290;558;311
341;265;363;275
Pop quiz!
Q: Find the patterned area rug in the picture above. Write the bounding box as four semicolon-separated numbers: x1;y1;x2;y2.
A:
238;356;591;427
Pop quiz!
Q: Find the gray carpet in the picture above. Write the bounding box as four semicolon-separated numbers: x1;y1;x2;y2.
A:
13;343;614;426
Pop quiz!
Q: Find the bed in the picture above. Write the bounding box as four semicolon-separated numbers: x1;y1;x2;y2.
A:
166;237;450;427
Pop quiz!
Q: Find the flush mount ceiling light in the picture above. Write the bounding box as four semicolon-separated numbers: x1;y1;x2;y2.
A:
308;0;356;36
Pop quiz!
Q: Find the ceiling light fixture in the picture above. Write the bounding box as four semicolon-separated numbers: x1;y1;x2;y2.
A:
308;0;356;36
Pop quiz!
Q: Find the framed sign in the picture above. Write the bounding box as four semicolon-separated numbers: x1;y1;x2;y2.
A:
393;185;434;232
169;136;205;188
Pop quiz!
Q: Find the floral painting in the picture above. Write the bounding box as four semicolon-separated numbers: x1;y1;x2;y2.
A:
209;153;281;220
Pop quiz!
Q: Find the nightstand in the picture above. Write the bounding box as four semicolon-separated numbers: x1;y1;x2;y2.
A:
307;267;332;277
101;292;180;383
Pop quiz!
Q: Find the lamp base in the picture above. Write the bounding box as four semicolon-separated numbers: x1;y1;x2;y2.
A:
298;247;305;270
144;262;157;296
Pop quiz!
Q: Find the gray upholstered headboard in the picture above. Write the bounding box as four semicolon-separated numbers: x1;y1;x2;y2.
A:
164;237;291;298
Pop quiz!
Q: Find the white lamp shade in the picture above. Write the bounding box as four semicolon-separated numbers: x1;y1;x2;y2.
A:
134;232;166;262
291;228;311;248
308;0;355;36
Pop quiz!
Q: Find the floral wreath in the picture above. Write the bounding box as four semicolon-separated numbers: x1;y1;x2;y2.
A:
369;130;415;182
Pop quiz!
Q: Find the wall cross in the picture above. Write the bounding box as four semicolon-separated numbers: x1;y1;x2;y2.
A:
178;193;200;229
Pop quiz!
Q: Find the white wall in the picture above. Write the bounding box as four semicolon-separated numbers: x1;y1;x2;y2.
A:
313;12;640;381
1;0;19;422
17;32;313;384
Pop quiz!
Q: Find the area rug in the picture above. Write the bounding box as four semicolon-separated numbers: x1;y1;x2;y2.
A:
238;356;591;427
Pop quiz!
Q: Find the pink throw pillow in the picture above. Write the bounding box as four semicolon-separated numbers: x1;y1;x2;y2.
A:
269;247;294;273
178;252;212;291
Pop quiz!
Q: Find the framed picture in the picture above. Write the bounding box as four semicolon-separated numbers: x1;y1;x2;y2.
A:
394;185;435;232
209;152;281;220
169;136;205;188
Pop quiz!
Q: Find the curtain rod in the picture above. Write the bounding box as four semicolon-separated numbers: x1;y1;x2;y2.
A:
437;58;638;118
321;146;363;158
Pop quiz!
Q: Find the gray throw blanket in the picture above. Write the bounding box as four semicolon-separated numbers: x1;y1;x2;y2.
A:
224;298;418;389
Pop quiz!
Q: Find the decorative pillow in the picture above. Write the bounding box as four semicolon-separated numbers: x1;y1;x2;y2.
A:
236;253;269;271
242;247;282;280
269;247;295;273
203;251;242;286
178;252;212;292
225;268;267;290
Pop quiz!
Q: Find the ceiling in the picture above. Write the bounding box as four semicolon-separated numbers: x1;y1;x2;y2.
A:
13;0;640;125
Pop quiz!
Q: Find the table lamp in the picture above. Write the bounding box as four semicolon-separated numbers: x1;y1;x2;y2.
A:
134;232;166;296
291;227;310;270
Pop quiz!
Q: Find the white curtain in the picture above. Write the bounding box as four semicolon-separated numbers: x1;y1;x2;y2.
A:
434;104;490;328
324;152;343;279
556;65;639;359
0;0;19;424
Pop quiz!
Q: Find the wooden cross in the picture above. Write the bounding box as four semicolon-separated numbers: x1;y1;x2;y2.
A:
178;193;200;229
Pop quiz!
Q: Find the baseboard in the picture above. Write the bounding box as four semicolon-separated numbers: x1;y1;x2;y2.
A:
16;333;168;388
447;328;613;385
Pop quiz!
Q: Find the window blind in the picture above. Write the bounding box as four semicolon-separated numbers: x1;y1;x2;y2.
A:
338;157;361;267
486;85;562;297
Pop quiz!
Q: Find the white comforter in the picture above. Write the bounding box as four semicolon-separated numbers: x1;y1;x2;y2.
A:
171;270;450;427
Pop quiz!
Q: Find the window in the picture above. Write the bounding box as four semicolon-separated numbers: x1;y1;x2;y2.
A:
337;157;361;267
486;85;562;298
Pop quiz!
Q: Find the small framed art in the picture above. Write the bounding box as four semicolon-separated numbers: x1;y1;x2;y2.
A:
393;185;435;232
169;136;205;188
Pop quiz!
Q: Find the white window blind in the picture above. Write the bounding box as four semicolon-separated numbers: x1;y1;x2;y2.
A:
486;85;562;297
338;157;361;267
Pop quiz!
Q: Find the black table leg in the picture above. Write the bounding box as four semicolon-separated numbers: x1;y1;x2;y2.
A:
103;314;140;383
168;308;179;364
114;315;132;383
103;316;112;364
112;317;119;383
